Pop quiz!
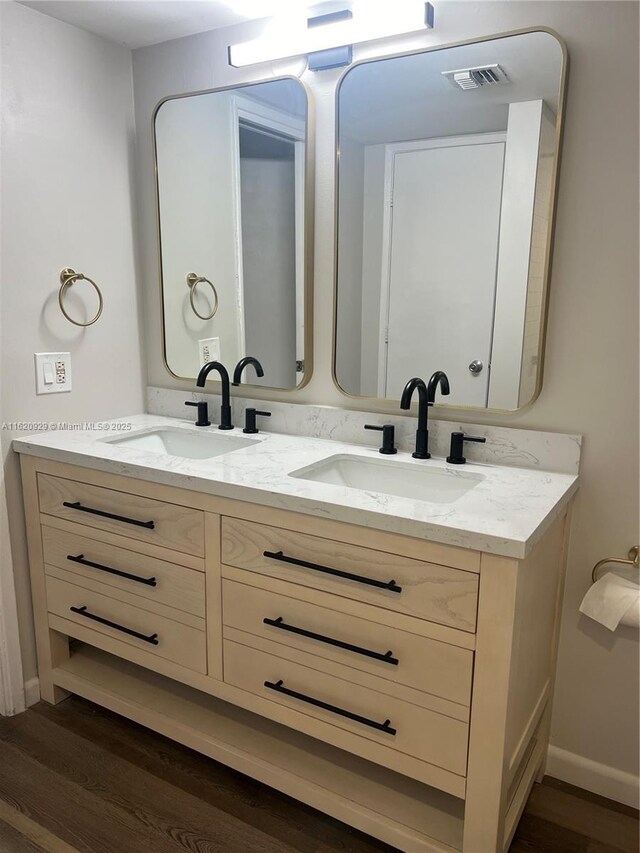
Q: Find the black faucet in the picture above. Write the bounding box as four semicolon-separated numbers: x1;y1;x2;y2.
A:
400;378;430;459
196;361;233;430
400;371;450;459
364;423;397;455
427;370;451;405
232;356;264;386
184;399;211;427
446;431;486;465
244;408;271;434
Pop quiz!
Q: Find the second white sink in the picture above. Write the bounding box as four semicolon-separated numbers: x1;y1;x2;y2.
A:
290;454;484;504
103;427;257;460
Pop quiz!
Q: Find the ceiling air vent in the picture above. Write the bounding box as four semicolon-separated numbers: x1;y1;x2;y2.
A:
441;64;509;91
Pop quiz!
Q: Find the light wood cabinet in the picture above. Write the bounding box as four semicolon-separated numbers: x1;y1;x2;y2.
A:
38;472;205;555
42;525;206;618
222;578;474;707
20;454;571;853
222;516;479;631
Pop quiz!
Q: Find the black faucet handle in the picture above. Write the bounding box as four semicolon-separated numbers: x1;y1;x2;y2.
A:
243;408;271;434
446;431;486;465
364;424;397;455
185;400;211;427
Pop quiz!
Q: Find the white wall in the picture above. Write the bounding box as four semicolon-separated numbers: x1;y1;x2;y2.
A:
488;99;544;410
0;1;145;686
519;106;556;406
360;143;387;396
133;2;639;802
335;134;365;393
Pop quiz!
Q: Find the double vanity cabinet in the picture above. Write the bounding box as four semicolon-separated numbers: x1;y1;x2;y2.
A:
15;418;578;853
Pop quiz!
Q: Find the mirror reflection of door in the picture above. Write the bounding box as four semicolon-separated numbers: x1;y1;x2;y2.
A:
237;114;303;389
381;136;505;407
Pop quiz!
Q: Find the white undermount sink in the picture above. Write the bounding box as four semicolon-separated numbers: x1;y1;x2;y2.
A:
103;427;257;460
290;454;484;504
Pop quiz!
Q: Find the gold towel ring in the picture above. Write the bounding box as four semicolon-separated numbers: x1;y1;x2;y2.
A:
592;546;639;583
59;268;104;327
186;272;218;321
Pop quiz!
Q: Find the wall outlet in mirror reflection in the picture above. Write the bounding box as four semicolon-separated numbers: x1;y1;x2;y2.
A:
199;337;220;367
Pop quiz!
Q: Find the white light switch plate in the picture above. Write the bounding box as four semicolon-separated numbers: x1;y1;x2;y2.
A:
35;352;72;394
198;337;220;367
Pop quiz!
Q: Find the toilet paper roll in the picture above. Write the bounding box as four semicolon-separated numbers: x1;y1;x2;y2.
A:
580;572;640;631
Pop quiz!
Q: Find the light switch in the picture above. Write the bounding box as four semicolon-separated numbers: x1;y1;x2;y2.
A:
35;353;72;394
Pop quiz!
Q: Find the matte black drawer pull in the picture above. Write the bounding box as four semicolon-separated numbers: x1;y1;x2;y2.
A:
69;605;159;645
62;501;155;530
264;679;396;735
263;616;398;665
263;550;402;594
67;554;157;587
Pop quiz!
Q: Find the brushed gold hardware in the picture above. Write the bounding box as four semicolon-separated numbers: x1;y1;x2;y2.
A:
592;546;639;583
58;268;104;327
186;272;219;321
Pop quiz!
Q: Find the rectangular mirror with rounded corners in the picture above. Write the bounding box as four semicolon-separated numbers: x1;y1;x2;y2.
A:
334;30;567;411
155;78;312;390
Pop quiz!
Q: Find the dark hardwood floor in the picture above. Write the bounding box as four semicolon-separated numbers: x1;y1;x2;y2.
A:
0;697;636;853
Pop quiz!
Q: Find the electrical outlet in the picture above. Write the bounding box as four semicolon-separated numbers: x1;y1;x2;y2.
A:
198;337;220;367
35;352;72;394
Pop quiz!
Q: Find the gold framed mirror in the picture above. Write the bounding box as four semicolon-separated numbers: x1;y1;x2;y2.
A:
154;77;314;391
333;29;567;412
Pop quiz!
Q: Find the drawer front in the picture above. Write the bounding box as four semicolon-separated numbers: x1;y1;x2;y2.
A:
46;575;206;672
38;474;204;557
222;517;478;631
42;526;205;618
223;579;472;707
224;639;468;776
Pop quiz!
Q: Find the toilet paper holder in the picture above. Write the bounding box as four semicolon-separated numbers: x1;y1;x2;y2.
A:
592;546;639;583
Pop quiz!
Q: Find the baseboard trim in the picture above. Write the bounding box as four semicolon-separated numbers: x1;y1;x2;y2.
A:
546;745;639;809
24;677;40;708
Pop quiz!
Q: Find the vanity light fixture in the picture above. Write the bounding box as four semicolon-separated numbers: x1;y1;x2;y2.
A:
227;1;435;70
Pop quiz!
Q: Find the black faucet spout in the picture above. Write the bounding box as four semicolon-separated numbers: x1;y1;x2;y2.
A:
196;361;233;430
232;356;265;386
400;377;430;459
427;370;451;403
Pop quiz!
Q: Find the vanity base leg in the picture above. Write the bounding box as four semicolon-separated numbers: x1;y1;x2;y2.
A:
38;630;70;705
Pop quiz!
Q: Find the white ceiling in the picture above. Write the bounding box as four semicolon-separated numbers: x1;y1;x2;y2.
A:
17;0;310;49
340;31;563;144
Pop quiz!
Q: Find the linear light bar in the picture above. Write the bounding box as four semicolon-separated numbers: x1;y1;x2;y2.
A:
228;2;434;69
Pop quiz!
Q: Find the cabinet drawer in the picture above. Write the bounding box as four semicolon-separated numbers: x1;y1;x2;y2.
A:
42;526;205;619
38;474;204;557
224;639;468;776
222;517;478;631
46;575;206;673
223;579;472;707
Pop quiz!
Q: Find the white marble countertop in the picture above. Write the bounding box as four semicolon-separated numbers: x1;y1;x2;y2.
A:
13;414;579;559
